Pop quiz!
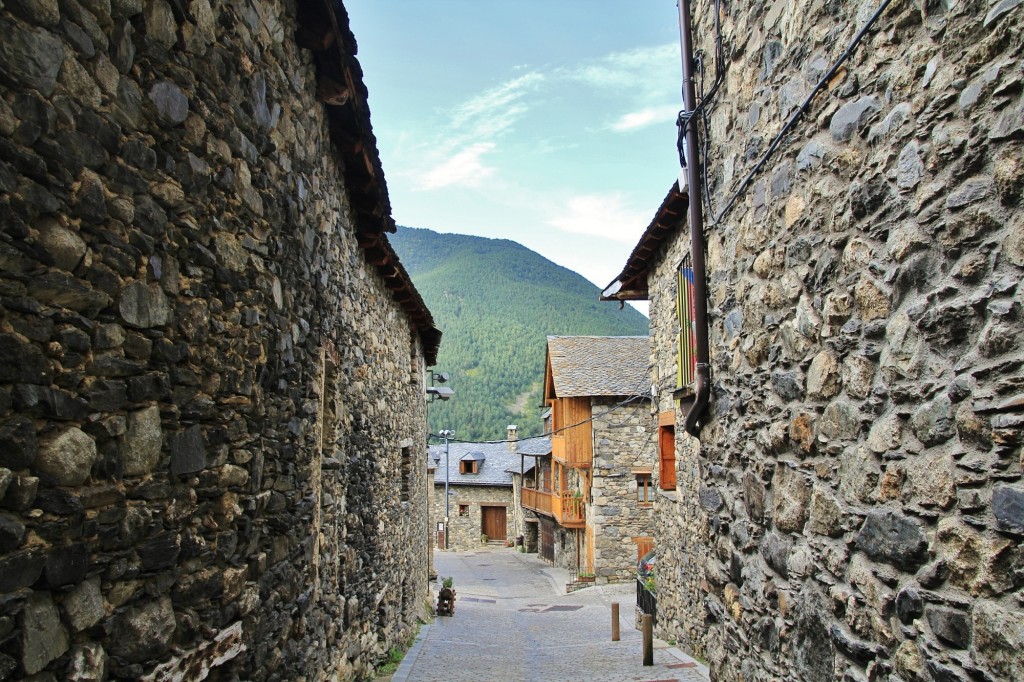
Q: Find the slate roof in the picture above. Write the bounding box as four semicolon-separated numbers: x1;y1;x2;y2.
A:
516;435;551;457
546;336;650;398
429;441;522;487
299;0;441;363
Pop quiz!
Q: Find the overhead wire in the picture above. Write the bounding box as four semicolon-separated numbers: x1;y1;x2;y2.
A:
676;0;725;176
430;364;657;446
704;0;894;224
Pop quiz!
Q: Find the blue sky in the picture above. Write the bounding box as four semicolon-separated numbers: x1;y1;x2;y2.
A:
346;2;684;304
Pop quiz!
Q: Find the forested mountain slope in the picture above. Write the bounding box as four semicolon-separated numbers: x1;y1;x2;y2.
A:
390;226;649;441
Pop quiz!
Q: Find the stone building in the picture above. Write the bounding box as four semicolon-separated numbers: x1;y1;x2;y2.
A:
0;0;442;679
510;430;550;554
522;336;656;583
603;1;1024;680
430;436;518;551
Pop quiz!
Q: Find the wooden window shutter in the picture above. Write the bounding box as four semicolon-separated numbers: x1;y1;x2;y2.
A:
658;411;676;490
635;537;655;560
677;257;697;391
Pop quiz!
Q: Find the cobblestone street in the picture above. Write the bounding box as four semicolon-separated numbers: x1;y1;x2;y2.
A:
391;548;709;682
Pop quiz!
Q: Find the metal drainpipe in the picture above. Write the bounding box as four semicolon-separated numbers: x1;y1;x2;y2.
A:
678;0;711;438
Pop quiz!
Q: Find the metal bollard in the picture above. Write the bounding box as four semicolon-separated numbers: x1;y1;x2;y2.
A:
612;602;620;641
642;614;653;666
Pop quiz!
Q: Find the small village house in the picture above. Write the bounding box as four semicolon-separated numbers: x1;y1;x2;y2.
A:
520;336;657;584
430;429;522;550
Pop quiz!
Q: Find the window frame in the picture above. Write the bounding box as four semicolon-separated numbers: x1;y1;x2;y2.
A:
636;473;653;505
658;411;676;490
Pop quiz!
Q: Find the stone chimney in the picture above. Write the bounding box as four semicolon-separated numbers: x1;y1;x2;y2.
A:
507;425;518;452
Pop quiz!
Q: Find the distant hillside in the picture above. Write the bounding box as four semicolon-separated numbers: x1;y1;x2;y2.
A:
390;226;649;441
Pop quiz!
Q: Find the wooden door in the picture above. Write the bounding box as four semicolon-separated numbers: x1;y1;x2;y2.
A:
481;505;507;542
539;518;554;562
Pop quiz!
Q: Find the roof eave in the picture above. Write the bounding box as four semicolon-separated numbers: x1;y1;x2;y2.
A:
298;0;442;365
600;182;690;302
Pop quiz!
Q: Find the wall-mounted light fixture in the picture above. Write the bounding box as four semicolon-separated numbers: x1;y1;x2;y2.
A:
426;370;454;401
426;386;454;401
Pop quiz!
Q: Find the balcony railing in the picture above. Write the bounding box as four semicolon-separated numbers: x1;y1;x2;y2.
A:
522;488;585;527
522;487;554;516
554;491;585;527
637;578;657;625
551;434;591;469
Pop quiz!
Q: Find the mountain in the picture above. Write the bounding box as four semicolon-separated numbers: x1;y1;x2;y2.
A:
389;226;649;442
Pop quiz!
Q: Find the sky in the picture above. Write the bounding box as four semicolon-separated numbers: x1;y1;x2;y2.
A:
345;2;686;311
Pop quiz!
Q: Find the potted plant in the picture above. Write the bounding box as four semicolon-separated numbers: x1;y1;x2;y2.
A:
480;533;488;544
643;574;656;593
437;577;455;616
578;571;596;582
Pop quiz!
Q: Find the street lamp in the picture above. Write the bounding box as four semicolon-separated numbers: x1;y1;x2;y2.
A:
438;429;454;548
426;370;453;401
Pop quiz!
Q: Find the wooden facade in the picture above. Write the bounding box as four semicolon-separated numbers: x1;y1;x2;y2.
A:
520;354;598;571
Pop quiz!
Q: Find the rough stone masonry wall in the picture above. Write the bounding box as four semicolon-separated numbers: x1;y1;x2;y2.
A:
0;0;430;679
651;0;1024;680
590;396;657;583
433;483;513;551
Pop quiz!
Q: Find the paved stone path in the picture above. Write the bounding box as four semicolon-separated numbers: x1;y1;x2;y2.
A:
392;547;709;682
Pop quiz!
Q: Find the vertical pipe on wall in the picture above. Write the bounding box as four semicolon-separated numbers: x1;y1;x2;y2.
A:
677;0;711;437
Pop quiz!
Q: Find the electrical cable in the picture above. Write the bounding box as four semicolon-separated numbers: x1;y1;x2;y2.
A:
430;365;657;446
706;0;894;225
676;0;725;173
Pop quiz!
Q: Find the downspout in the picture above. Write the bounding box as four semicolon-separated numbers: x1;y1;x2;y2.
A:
678;0;711;438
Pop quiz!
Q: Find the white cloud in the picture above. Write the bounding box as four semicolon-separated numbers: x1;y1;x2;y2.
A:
568;44;679;93
610;105;680;132
404;73;545;191
449;72;545;138
416;142;496;190
546;194;649;243
393;46;678;192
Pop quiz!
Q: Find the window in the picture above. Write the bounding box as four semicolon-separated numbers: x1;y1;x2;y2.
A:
319;347;339;454
459;459;479;475
635;537;654;561
636;474;653;504
458;504;469;517
400;446;411;502
409;332;419;385
677;256;697;391
658;411;676;490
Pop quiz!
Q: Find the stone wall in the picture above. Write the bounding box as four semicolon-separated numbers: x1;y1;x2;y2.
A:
589;396;657;583
433;483;514;551
509;471;537;549
649;0;1024;680
0;0;434;679
553;526;581;572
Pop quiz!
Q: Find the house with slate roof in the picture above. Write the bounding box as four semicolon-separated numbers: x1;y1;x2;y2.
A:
429;428;523;550
510;430;551;553
521;336;657;583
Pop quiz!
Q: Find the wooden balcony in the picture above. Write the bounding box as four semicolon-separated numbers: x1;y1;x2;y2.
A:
553;491;585;528
522;488;585;528
522;487;554;516
551;434;591;469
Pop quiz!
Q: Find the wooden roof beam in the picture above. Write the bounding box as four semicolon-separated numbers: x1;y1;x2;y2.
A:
296;23;336;51
317;75;351;106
